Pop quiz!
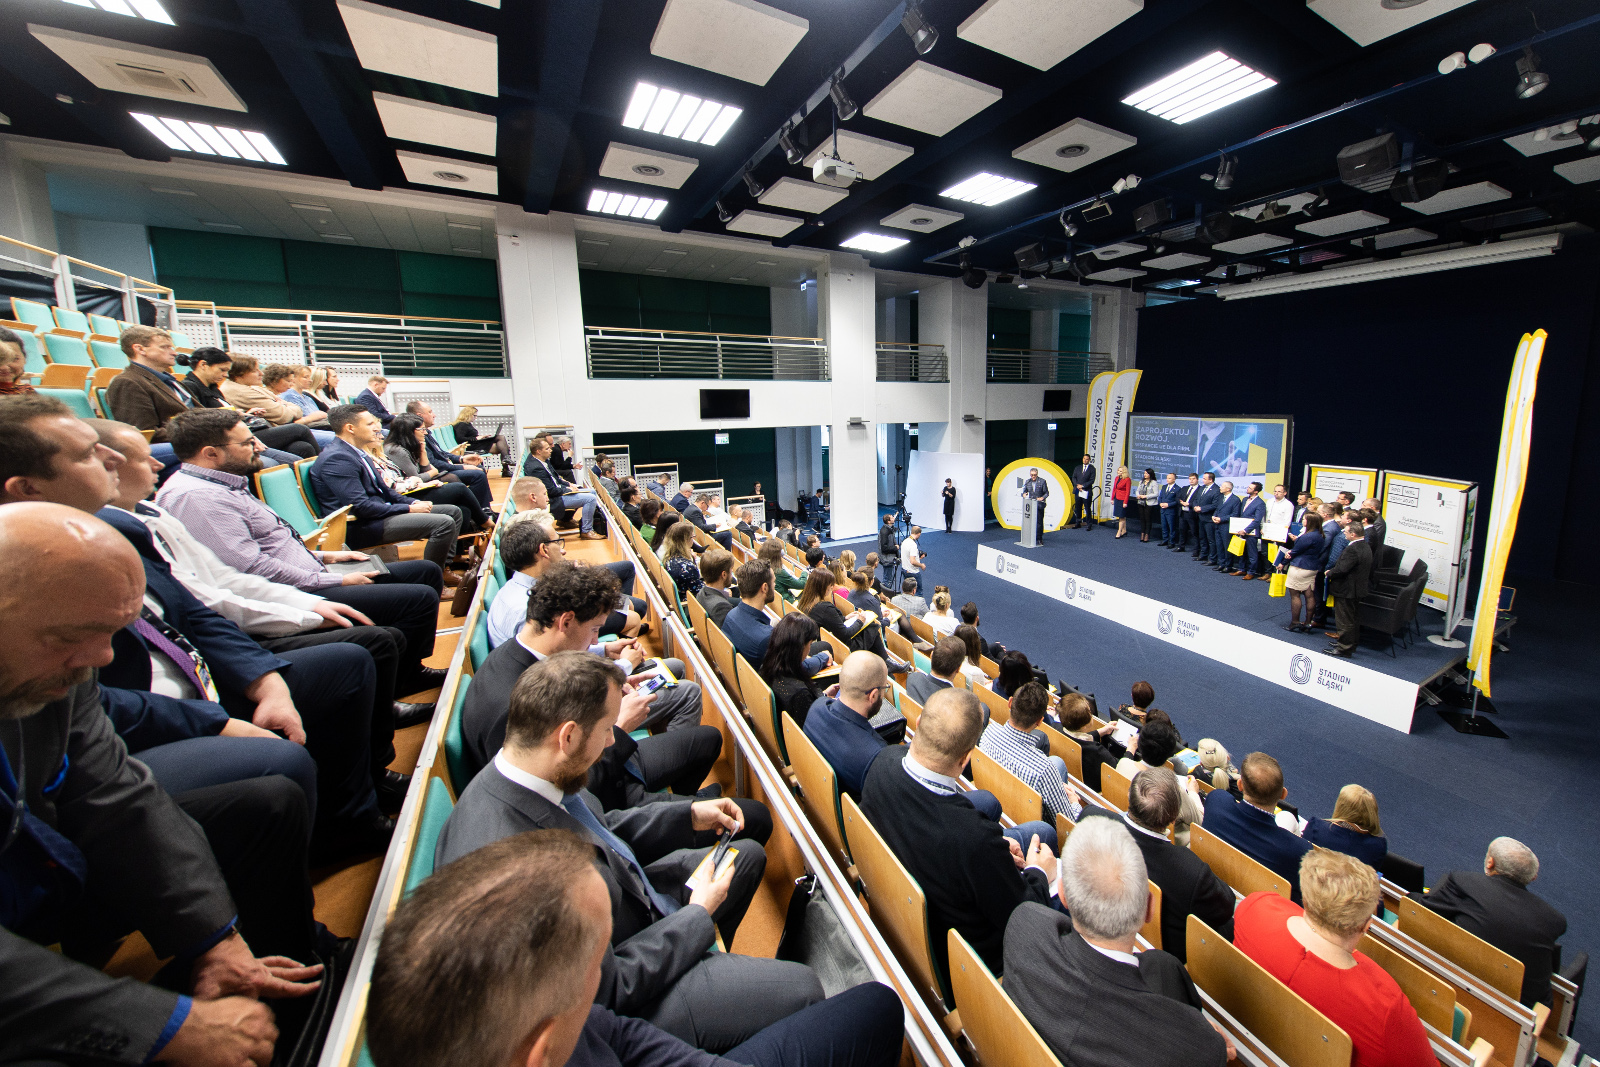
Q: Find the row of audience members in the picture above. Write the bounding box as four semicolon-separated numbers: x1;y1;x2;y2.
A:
0;382;1572;1067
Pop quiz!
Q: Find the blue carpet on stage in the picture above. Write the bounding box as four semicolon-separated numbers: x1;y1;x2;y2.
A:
897;519;1600;1048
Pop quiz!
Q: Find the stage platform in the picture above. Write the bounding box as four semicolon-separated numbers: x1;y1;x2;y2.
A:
955;522;1473;733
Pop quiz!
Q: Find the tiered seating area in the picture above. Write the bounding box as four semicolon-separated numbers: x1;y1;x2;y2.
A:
4;295;194;418
319;455;1582;1067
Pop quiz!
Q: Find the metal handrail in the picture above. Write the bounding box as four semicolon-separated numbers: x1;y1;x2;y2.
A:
175;299;500;327
985;347;1113;383
177;306;507;377
585;325;829;381
875;341;948;383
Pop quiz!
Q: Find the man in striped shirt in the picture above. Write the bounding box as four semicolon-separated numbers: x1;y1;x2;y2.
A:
979;682;1083;824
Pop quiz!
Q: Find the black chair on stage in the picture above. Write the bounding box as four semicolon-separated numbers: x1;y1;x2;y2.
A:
1359;574;1426;655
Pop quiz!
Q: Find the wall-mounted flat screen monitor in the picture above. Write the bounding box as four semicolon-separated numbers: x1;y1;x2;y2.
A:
700;389;750;419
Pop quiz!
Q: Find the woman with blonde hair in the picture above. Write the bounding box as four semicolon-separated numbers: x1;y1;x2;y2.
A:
451;403;511;473
310;365;341;406
1305;785;1387;868
1235;850;1432;1067
1111;464;1132;538
924;590;958;636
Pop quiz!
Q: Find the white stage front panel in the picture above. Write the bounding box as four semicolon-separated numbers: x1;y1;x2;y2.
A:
975;544;1418;732
906;451;985;532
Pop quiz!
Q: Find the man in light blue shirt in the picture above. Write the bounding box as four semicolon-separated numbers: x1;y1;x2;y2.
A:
487;520;644;649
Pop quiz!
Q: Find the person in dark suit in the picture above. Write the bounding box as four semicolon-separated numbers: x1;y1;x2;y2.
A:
941;478;956;532
1053;691;1126;793
1176;472;1201;552
367;832;905;1067
1201;752;1312;900
406;399;492;509
104;326;195;443
904;636;964;705
1362;499;1388;562
1414;838;1568;1007
683;493;733;549
1233;481;1268;578
803;652;898;800
435;652;824;1051
524;433;604;539
1157;472;1181;546
1193;472;1221;564
1068;454;1094;528
0;503;329;1067
309;405;464;569
1210;480;1241;571
1022;467;1050;541
1004;816;1232;1067
351;375;394;426
1324;519;1372;657
860;688;1057;992
694;547;737;627
1078;768;1235;961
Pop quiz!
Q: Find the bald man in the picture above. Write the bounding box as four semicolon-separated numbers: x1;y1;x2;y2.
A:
861;687;1058;991
0;396;395;855
801;652;902;800
0;502;330;1066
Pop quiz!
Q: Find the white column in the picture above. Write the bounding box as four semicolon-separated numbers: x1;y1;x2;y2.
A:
820;252;876;540
917;278;987;455
1028;308;1058;381
0;145;58;258
494;208;594;451
1092;288;1143;371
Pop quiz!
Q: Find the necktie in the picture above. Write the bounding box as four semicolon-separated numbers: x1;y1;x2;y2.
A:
134;607;220;702
560;794;681;917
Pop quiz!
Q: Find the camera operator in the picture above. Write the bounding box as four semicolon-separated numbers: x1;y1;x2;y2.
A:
180;346;320;460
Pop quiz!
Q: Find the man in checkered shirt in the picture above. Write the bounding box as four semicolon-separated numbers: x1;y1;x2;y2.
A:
978;682;1084;824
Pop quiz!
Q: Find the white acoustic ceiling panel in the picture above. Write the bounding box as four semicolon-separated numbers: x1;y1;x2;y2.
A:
1011;117;1136;173
880;203;965;233
1231;193;1317;221
1404;181;1511;215
1211;233;1292;254
396;151;497;195
1295;209;1388;236
803;130;914;181
1307;0;1476;47
1504;128;1588;157
28;25;246;110
1089;242;1142;260
1554;156;1600;184
597;143;699;189
958;0;1143;70
726;210;802;237
372;93;496;155
1142;252;1209;269
863;62;1003;136
758;177;849;213
1086;267;1146;282
1358;227;1435;250
650;0;809;86
337;0;498;96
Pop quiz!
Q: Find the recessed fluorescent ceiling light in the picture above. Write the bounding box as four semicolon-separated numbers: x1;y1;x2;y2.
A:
63;0;175;24
131;112;286;163
1121;51;1276;124
840;232;910;253
586;189;668;220
622;82;741;145
940;172;1036;205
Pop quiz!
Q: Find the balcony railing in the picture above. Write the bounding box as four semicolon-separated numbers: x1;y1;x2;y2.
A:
986;348;1114;384
174;302;507;377
585;325;829;380
875;342;948;383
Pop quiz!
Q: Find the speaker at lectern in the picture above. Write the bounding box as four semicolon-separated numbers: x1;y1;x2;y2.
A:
1020;498;1039;549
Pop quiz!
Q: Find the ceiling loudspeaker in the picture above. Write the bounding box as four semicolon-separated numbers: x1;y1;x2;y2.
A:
1133;199;1173;232
1201;211;1235;244
1081;199;1113;222
1336;133;1400;188
1014;242;1048;273
1390;159;1451;203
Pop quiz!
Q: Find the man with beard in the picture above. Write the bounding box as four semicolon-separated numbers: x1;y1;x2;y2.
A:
0;502;329;1066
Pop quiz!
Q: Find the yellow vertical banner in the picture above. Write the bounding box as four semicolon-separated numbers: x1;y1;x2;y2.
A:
1467;330;1546;696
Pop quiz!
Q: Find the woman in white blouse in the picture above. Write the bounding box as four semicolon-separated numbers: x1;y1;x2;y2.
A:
924;591;959;636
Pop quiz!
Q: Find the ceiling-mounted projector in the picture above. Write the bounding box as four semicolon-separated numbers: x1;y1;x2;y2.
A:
813;156;859;188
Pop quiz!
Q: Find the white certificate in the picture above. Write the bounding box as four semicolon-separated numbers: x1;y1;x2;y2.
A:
1229;517;1252;534
1261;522;1290;542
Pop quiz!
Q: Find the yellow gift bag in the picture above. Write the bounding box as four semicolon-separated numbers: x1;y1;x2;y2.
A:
1227;535;1246;556
1266;544;1280;564
1268;572;1287;597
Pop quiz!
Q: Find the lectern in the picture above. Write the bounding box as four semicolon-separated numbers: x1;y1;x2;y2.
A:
1020;498;1039;549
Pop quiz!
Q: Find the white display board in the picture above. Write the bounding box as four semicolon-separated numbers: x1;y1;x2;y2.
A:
1303;464;1378;503
1381;471;1477;627
976;544;1418;732
906;451;986;532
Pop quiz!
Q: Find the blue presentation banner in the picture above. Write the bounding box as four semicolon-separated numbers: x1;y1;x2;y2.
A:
1128;413;1293;494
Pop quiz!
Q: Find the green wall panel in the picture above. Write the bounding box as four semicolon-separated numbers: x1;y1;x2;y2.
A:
1058;312;1092;352
152;228;286;285
580;269;772;335
398;251;497;298
987;306;1031;350
593;428;778;503
284;242;398;291
402;293;502;320
1053;418;1088;467
157;276;291;309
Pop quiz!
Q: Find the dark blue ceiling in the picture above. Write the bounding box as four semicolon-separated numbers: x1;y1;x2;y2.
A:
3;0;1599;292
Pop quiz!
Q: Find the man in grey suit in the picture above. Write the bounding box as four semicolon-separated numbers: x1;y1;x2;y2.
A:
435;651;823;1051
1003;817;1232;1067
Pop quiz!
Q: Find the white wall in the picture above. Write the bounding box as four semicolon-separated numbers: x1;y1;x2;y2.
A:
53;216;152;283
984;382;1085;420
0;142;57;261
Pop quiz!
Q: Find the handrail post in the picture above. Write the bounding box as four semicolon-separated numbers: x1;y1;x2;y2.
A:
52;254;76;311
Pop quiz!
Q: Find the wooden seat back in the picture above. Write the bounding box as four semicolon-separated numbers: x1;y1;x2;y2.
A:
1142;880;1163;949
885;627;915;664
1098;762;1131;810
782;713;849;866
1396;898;1524;1002
899;690;923;731
947;930;1064;1067
736;656;785;766
1187;915;1353;1067
820;625;851;665
1360;932;1457;1034
705;625;743;707
973;683;1010;726
1188;823;1291;900
907;612;937;646
841;794;949;1012
979;654;1000;678
1039;724;1082;782
971;749;1042;825
685;591;709;648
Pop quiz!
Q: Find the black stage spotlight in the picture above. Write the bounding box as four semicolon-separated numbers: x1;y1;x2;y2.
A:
742;171;765;198
1515;46;1549;99
1134;199;1173;232
1201;211;1235;244
778;126;802;165
901;1;939;55
1014;242;1047;274
1058;209;1078;237
829;76;858;122
716;201;733;223
959;254;986;289
1211;153;1236;190
1390;159;1450;202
